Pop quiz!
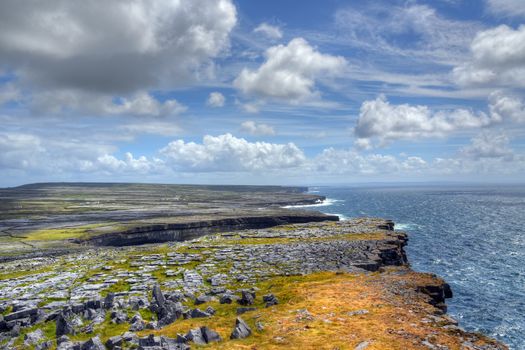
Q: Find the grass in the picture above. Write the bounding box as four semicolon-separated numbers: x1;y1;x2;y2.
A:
0;267;53;281
138;269;503;350
23;223;123;241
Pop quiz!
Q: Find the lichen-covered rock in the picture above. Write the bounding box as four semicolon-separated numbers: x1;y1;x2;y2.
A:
230;317;251;339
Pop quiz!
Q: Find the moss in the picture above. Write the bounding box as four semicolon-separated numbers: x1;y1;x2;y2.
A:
0;267;53;281
102;279;130;297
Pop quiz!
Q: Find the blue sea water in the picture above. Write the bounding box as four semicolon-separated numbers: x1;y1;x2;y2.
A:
309;185;525;349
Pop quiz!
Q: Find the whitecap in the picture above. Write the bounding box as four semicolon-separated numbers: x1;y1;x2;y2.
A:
282;198;343;209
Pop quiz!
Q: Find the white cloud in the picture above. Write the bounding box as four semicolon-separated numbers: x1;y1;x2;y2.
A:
234;38;346;101
486;0;525;18
31;90;186;117
0;83;20;105
254;23;283;39
0;0;237;94
453;25;525;88
0;132;44;169
207;92;225;107
460;131;514;160
240;121;276;136
160;133;304;172
354;95;495;147
488;90;525;123
96;153;165;174
314;148;428;175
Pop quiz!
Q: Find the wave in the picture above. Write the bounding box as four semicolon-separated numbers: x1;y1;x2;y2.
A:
282;198;343;209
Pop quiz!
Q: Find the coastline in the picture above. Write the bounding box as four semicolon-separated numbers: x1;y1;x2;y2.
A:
0;184;508;349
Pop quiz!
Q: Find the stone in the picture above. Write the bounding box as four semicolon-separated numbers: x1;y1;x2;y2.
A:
35;341;53;350
236;307;257;315
219;294;236;304
56;312;75;337
105;335;123;349
200;326;222;343
4;307;38;322
81;336;105;350
129;313;146;331
185;328;206;345
139;334;162;347
160;336;190;350
110;310;128;324
104;292;115;309
263;293;279;307
24;328;44;345
152;284;166;307
355;340;370;350
194;294;212;305
205;306;216;315
237;290;255;306
190;308;211;318
230;317;252;339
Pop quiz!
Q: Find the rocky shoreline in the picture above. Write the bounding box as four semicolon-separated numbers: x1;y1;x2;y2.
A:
0;218;507;349
0;184;508;349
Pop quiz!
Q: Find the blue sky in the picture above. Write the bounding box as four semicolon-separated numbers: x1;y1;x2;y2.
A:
0;0;524;186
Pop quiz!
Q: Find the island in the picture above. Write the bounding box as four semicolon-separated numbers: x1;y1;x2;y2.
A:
0;183;506;349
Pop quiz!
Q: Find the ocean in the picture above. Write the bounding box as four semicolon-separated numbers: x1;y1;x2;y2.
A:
305;185;525;349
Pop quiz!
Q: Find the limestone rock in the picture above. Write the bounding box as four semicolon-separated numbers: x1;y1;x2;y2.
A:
230;317;251;339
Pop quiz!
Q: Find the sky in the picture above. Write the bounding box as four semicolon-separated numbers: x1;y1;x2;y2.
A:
0;0;524;187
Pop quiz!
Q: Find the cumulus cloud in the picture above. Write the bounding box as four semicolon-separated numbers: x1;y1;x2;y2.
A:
0;0;237;94
254;23;283;39
0;132;44;169
160;133;304;172
96;153;165;174
206;92;225;107
460;131;514;160
354;95;495;147
488;91;525;123
314;148;428;175
234;38;346;101
453;25;525;88
486;0;525;18
240;121;276;136
31;90;186;117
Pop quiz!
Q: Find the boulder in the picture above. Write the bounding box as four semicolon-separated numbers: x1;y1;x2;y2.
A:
152;284;166;307
237;290;255;306
129;313;146;331
236;307;257;315
105;335;123;349
56;312;75;337
81;336;105;350
219;294;236;304
200;326;222;343
139;334;162;347
185;328;206;345
190;308;211;318
194;295;213;305
104;293;115;309
263;293;279;307
110;310;128;324
24;329;44;346
230;317;251;339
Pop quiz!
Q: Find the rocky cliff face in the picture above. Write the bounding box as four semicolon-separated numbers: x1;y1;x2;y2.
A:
77;213;340;246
